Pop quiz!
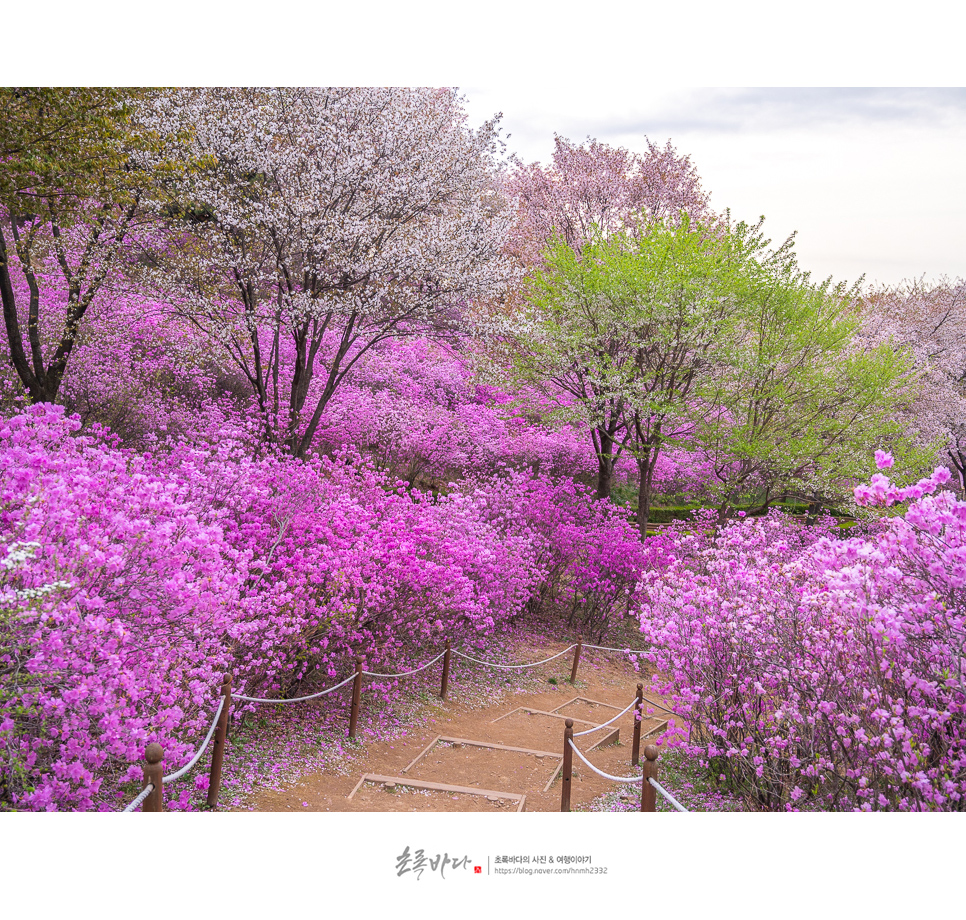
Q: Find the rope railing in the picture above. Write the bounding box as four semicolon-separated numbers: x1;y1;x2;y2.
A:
566;738;691;811
123;680;233;813
451;644;576;670
650;777;689;812
582;643;649;654
567;738;642;783
573;697;639;736
122;783;154;813
234;640;581;704
362;651;447;679
234;672;357;704
122;632;667;812
559;715;688;813
163;697;225;784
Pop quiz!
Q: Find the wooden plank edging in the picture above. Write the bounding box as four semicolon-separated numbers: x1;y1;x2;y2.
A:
347;773;525;804
550;696;625;713
492;707;599;726
437;735;562;759
401;735;441;774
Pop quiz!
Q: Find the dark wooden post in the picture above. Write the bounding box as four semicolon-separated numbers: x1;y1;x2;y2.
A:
560;719;574;812
348;657;364;739
206;674;232;809
143;743;164;813
640;744;658;812
440;640;452;700
570;636;583;684
631;683;644;766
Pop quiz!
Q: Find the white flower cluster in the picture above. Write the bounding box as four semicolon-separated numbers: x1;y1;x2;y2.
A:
1;542;72;608
1;541;41;571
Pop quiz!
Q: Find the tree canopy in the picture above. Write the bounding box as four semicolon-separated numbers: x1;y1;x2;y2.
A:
0;88;185;404
696;259;922;515
149;87;515;456
491;212;920;520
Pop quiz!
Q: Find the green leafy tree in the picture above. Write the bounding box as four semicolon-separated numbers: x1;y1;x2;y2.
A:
492;212;921;531
695;259;924;519
493;215;769;524
0;88;183;404
0;89;136;200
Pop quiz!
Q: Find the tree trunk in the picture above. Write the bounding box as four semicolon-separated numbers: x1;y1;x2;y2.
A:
636;445;661;539
752;486;772;517
636;458;650;538
595;428;616;500
634;419;662;540
0;225;42;402
948;448;966;499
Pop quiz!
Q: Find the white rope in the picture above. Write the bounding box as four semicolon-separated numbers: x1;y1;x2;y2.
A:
582;644;649;654
452;644;576;670
163;697;225;784
362;651;447;679
567;739;643;784
650;777;689;812
234;672;357;704
573;697;640;736
566;741;690;811
122;783;154;812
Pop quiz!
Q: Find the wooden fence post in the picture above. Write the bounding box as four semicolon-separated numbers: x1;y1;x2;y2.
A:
143;743;164;813
631;683;644;766
560;719;574;812
440;640;452;700
640;744;658;812
348;657;364;739
206;674;232;809
570;636;582;684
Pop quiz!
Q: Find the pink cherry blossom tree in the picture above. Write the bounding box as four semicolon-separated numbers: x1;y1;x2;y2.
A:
859;276;966;492
505;134;711;268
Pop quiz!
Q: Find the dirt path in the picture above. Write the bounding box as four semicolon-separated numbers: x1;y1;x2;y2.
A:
247;650;676;813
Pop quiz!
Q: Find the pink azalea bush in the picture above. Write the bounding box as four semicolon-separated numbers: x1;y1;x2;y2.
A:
453;468;655;638
0;405;236;810
0;404;645;810
637;455;966;811
60;298;233;450
313;337;597;485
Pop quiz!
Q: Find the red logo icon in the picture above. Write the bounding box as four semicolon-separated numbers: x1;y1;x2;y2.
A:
474;866;482;874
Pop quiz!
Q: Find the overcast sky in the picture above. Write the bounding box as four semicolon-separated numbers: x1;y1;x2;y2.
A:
6;5;964;295
462;87;966;291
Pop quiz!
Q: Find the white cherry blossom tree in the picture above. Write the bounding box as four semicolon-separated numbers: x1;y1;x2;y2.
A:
151;87;516;457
